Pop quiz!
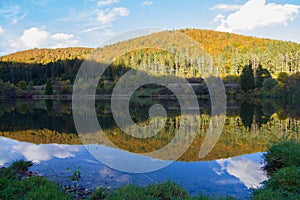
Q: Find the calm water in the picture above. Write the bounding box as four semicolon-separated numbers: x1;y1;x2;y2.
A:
0;99;299;199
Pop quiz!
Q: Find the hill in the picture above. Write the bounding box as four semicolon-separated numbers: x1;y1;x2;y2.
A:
1;47;92;64
1;29;300;85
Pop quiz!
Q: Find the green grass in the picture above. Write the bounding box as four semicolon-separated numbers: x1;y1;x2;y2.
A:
0;160;72;200
90;181;235;200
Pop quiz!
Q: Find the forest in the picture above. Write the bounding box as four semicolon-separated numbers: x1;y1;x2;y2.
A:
1;29;300;99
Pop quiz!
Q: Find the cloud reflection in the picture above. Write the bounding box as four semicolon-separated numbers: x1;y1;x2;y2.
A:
0;137;79;166
216;155;268;189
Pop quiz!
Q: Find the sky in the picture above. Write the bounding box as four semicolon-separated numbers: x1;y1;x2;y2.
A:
0;0;300;56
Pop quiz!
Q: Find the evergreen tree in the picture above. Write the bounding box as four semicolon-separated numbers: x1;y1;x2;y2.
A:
255;64;271;88
240;63;255;92
45;80;53;95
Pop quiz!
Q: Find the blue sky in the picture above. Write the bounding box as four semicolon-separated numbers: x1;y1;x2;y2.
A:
0;0;300;55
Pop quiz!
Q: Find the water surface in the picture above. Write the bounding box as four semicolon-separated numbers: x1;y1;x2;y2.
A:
0;99;299;199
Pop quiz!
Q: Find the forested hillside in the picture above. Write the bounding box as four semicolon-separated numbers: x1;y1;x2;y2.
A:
1;29;300;86
1;47;91;64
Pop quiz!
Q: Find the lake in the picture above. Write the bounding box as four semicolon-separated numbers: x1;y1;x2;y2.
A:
0;99;299;199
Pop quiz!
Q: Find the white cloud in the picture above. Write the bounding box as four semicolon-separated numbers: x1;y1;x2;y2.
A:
0;26;4;34
19;27;50;48
12;12;28;24
213;14;225;23
9;27;79;50
112;7;130;16
213;0;300;32
97;0;119;6
142;0;154;7
82;25;106;33
217;157;268;189
0;5;20;18
51;33;74;40
97;7;129;25
50;33;79;48
0;5;27;24
211;4;241;11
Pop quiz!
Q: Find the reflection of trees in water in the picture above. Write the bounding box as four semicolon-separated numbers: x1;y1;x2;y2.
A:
0;100;75;133
45;100;53;114
240;101;254;130
239;100;277;129
1;99;300;161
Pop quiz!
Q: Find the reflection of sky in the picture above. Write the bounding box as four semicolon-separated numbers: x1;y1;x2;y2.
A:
0;136;266;199
215;154;268;189
0;137;79;166
86;144;172;173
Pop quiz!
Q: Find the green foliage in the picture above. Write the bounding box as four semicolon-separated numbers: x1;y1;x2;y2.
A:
17;80;28;90
223;75;240;84
0;161;72;200
262;78;278;92
90;187;107;200
252;188;300;200
252;141;300;200
146;180;189;199
8;160;33;174
240;64;255;92
93;180;234;200
28;80;34;87
255;64;271;88
283;72;300;99
277;72;288;84
70;166;81;181
263;140;300;175
265;167;300;193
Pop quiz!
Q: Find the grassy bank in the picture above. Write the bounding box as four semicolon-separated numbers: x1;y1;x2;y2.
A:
0;161;234;200
0;160;71;200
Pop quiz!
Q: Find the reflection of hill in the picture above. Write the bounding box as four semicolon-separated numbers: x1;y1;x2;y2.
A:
0;129;81;145
1;99;300;161
0;100;76;133
1;114;299;162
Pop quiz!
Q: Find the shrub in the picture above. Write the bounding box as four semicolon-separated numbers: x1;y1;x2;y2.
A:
90;187;107;200
253;141;300;200
252;167;300;200
277;72;288;84
0;160;72;200
147;180;189;199
266;167;300;193
263;140;300;175
252;188;300;200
